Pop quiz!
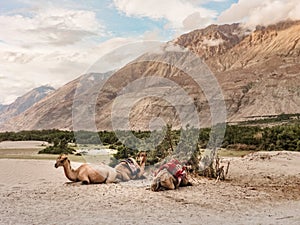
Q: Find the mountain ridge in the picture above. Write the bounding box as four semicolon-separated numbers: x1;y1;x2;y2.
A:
1;20;299;131
0;85;55;125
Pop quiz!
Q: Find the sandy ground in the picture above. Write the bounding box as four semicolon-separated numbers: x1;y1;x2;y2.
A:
0;151;300;225
0;141;47;149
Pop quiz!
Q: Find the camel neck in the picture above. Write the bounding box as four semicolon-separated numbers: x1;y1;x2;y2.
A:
140;160;146;168
63;162;78;182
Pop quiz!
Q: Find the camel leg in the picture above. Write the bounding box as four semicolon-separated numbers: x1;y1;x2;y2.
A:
78;173;90;185
119;172;131;182
169;181;176;190
81;180;90;185
136;169;144;179
167;176;177;190
180;177;192;187
105;174;117;183
122;173;131;182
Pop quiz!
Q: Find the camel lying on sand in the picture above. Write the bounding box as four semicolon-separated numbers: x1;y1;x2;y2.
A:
151;159;191;191
115;151;147;181
55;155;117;184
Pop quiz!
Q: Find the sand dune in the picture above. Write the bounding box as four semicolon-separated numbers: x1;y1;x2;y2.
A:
0;151;300;225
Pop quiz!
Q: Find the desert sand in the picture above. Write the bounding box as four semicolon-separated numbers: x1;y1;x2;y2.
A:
0;151;300;225
0;141;47;149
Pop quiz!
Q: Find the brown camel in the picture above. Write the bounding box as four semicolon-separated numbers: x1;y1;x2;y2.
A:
55;155;117;184
115;151;147;182
151;168;177;191
151;159;191;191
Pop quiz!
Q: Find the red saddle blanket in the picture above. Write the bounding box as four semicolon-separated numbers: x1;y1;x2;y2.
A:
155;159;186;180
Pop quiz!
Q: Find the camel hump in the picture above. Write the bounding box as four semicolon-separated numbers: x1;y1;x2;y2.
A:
90;164;117;183
121;158;140;176
156;159;186;179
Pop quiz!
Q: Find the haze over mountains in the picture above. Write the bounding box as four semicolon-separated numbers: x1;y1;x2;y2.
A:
0;86;55;125
1;20;299;131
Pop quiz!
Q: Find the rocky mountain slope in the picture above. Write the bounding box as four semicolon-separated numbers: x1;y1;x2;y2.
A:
0;104;7;113
1;20;299;131
176;20;300;121
0;86;55;126
0;73;112;131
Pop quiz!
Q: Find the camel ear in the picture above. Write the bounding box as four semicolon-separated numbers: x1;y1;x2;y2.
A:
61;156;68;162
138;151;147;157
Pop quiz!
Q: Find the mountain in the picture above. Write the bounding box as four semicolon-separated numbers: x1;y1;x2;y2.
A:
175;20;300;71
0;73;112;131
0;104;7;113
0;20;299;131
174;23;246;60
0;85;55;126
175;20;300;121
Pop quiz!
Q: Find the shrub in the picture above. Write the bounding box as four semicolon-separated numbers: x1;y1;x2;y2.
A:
38;146;76;154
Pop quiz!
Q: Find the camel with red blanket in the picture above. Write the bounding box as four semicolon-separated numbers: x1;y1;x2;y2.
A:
151;159;191;191
115;151;147;181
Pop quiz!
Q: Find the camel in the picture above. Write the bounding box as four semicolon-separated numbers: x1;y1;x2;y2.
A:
54;155;117;184
151;168;177;191
151;159;191;191
115;151;147;182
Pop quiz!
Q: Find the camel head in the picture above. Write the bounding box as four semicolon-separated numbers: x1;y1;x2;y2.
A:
136;151;147;165
54;154;69;168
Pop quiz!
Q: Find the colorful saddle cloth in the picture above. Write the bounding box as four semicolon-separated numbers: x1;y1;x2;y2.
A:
122;158;140;176
155;159;186;181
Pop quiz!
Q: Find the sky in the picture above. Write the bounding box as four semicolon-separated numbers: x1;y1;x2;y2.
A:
0;0;299;104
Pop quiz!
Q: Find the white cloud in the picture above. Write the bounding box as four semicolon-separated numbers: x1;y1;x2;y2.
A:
6;0;298;105
1;1;174;104
142;29;166;41
0;36;139;104
182;12;212;30
218;0;300;28
0;5;109;105
88;38;164;73
113;0;218;31
187;0;226;4
0;75;36;104
0;7;104;48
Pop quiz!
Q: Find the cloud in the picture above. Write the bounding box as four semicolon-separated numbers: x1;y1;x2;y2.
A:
0;75;36;104
182;12;212;30
0;4;110;104
0;7;104;48
0;3;154;104
186;0;227;4
218;0;300;28
88;38;164;73
1;0;226;105
112;0;218;31
0;36;139;104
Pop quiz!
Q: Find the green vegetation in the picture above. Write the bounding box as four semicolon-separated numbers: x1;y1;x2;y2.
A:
238;113;300;125
0;129;75;143
222;124;300;151
0;129;76;155
0;117;299;159
38;138;76;155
